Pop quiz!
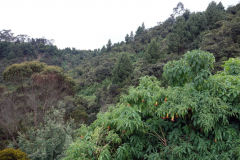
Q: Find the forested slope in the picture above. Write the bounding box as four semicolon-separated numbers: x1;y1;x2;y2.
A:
0;1;240;159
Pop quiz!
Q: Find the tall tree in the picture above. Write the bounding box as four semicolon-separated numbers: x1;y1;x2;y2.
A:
106;39;112;52
205;1;225;29
142;22;145;31
135;26;143;37
173;2;185;16
125;34;130;44
112;52;133;84
144;39;161;63
100;45;106;55
130;31;134;42
168;16;189;55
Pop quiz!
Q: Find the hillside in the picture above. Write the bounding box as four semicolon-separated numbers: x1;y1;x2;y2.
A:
0;1;240;158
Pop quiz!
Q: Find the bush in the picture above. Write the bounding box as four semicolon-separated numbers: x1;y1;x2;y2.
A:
18;104;76;160
0;148;30;160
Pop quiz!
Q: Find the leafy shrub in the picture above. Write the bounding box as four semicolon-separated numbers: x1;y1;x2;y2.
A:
0;148;30;160
18;104;76;160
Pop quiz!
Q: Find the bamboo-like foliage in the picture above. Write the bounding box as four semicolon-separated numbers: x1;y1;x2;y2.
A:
64;51;240;159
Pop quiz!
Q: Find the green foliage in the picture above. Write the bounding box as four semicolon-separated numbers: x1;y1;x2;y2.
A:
222;57;240;76
31;65;77;95
168;16;189;55
144;39;161;64
2;4;240;157
65;52;240;159
18;104;76;160
164;50;215;87
0;148;30;160
205;1;225;29
3;61;46;82
135;26;144;37
163;58;191;86
106;39;112;52
112;52;133;84
125;34;130;44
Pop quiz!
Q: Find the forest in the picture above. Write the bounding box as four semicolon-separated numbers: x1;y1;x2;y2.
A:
1;1;240;159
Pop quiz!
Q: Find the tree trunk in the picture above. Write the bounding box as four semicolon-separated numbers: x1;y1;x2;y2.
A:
6;127;19;148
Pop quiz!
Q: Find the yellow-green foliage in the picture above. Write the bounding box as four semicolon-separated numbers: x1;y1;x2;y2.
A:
0;148;30;160
41;65;63;74
3;61;47;82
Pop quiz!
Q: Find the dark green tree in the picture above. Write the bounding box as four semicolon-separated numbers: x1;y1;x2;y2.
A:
125;34;130;44
106;39;112;52
135;26;143;37
100;45;106;55
144;38;161;63
168;16;189;55
205;1;225;29
112;52;133;84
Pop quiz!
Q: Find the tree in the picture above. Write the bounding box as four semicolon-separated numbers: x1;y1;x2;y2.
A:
101;45;107;53
144;38;161;63
106;39;112;52
186;12;207;49
0;93;26;147
130;31;134;42
112;52;133;84
125;34;130;44
205;1;225;29
141;22;145;31
18;104;76;160
135;26;143;37
173;2;185;17
2;61;76;133
0;30;15;42
168;16;189;55
64;51;240;159
3;61;47;86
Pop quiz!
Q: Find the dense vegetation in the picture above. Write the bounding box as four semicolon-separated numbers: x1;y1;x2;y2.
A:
0;1;240;159
64;51;240;159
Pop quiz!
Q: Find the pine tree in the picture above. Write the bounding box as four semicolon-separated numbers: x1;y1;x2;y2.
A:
125;34;130;44
135;26;143;37
112;52;133;84
106;39;112;52
100;45;106;55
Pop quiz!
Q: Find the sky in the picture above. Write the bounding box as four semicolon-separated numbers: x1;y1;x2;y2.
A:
1;0;239;50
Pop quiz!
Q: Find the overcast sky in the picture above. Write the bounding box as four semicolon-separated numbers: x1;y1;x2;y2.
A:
1;0;239;50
